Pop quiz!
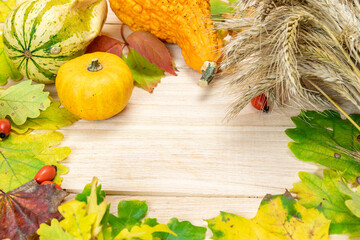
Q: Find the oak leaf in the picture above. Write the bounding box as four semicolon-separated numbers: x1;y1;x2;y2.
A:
0;131;70;192
0;80;51;125
286;110;360;182
0;180;68;240
291;169;360;237
11;101;80;134
207;192;330;240
127;31;176;76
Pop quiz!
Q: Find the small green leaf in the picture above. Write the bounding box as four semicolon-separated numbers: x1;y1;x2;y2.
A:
11;101;79;134
37;219;75;240
75;182;106;205
291;169;360;237
0;131;70;192
123;49;164;93
0;80;51;125
0;30;22;85
108;200;148;237
210;0;234;17
286;110;360;182
155;218;207;240
114;223;176;240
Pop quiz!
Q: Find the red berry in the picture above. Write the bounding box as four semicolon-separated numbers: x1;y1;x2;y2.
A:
40;180;62;190
34;165;57;184
0;118;11;139
251;94;269;112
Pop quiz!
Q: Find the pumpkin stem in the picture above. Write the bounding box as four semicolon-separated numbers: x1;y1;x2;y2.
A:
198;61;217;87
88;58;103;72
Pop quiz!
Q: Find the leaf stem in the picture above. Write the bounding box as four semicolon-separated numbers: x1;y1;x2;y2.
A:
307;79;360;132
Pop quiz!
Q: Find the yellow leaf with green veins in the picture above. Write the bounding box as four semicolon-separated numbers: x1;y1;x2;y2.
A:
207;193;330;240
114;223;176;240
0;131;69;192
59;200;97;240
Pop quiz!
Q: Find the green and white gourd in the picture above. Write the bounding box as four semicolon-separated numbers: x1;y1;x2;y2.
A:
3;0;107;84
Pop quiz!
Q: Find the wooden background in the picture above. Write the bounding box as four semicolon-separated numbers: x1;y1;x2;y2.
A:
1;3;354;239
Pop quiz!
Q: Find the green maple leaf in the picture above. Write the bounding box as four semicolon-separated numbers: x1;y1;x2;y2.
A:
0;30;22;85
0;0;16;23
123;49;164;93
286;110;360;182
0;80;51;125
11;101;79;134
108;200;148;237
207;192;330;240
291;169;360;237
0;131;70;192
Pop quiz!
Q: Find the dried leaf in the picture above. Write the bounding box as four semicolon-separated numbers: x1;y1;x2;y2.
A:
286;110;360;182
0;131;70;192
0;30;22;85
86;35;124;57
127;31;176;76
122;49;164;93
207;192;330;240
11;101;80;134
0;80;50;125
0;180;68;240
291;169;360;237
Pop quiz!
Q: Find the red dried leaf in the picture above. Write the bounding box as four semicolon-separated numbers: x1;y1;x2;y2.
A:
0;180;68;240
127;31;176;76
86;35;124;56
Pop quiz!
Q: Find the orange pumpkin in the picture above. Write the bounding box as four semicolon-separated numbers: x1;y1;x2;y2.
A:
55;52;134;120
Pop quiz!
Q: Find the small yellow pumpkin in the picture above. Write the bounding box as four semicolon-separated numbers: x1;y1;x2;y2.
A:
55;52;134;120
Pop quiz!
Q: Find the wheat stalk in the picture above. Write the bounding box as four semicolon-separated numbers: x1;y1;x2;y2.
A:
218;0;360;119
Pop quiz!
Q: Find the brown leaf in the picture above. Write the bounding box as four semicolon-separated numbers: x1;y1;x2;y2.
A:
127;31;176;76
0;180;68;240
86;35;124;56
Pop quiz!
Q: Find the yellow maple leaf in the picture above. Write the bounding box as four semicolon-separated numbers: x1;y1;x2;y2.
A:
207;192;330;240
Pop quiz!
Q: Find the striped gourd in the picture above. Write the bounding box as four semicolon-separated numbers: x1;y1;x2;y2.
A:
3;0;107;84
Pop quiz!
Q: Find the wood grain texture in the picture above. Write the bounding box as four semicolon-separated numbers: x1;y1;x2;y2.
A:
0;4;354;239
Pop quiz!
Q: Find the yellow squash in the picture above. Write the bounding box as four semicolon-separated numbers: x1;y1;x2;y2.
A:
55;52;134;120
108;0;222;86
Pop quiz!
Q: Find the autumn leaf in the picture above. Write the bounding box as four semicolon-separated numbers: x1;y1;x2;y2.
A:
37;219;75;240
0;30;22;85
11;101;79;134
207;192;330;240
286;110;360;182
86;35;124;57
108;200;148;237
0;180;68;240
0;131;70;192
75;180;106;205
210;0;234;18
0;0;16;22
291;169;360;238
154;218;207;240
123;49;165;93
114;223;175;240
127;31;176;76
0;80;51;125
